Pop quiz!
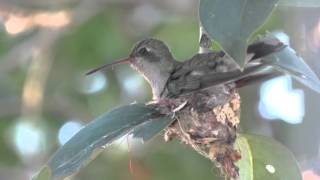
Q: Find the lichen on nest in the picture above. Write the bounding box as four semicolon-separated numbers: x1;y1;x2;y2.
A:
155;85;241;179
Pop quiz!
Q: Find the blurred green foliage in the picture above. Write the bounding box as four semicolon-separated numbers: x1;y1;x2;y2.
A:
0;1;320;180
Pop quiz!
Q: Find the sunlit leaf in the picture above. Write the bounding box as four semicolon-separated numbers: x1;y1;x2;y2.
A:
132;116;175;142
199;0;278;67
32;166;52;180
236;134;302;180
278;0;320;7
236;136;253;180
48;104;160;179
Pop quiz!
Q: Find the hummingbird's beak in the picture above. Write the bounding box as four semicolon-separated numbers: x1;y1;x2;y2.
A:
86;57;133;75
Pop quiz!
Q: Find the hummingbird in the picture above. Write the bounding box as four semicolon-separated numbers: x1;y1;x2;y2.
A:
86;36;319;178
86;37;285;101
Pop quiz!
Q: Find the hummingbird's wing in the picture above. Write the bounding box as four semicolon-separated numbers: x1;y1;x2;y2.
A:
234;68;282;88
171;52;238;80
166;63;269;97
166;37;320;97
166;38;285;97
166;52;237;96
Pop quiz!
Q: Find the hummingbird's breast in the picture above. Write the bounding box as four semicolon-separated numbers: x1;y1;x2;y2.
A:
130;60;171;100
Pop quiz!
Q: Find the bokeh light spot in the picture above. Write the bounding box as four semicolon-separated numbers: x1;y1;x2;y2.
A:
14;121;44;156
259;76;305;124
80;72;108;94
265;164;276;174
272;31;290;45
122;74;146;96
58;121;83;146
303;170;320;180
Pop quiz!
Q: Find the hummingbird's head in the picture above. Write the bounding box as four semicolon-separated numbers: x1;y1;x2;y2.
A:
130;38;172;60
128;38;176;75
86;38;177;99
86;38;176;76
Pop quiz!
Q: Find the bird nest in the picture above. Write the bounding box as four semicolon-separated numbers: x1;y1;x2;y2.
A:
160;85;241;179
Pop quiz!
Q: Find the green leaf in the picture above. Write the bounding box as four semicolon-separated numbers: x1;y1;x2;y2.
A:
199;0;278;67
264;45;320;93
236;134;302;180
132;116;175;142
278;0;320;7
32;166;52;180
48;104;160;179
236;136;253;180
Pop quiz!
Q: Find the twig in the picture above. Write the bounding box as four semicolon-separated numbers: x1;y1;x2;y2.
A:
199;25;212;54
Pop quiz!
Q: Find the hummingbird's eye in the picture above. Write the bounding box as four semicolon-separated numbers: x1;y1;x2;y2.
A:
138;47;150;56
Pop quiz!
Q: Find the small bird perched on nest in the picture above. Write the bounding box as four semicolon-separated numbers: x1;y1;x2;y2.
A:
86;35;298;179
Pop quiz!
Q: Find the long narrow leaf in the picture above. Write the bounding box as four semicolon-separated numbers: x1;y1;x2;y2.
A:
48;104;159;179
263;47;320;93
132;116;175;142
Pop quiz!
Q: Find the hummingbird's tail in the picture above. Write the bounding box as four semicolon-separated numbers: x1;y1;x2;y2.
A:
166;35;320;97
247;37;286;61
173;37;320;96
231;37;287;87
236;36;320;92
